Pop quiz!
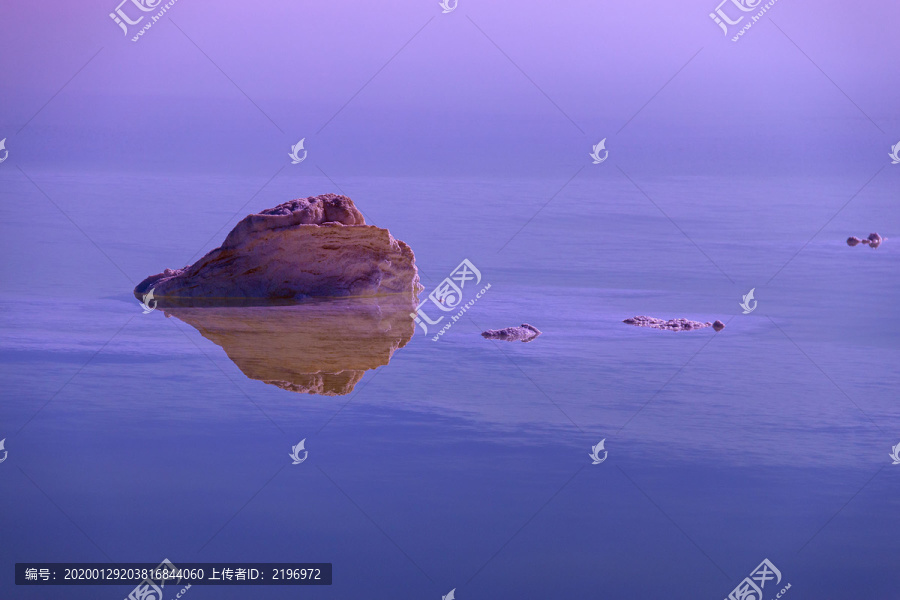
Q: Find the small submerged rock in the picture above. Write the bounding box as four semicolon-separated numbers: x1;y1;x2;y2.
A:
481;323;542;342
847;233;885;248
623;316;725;332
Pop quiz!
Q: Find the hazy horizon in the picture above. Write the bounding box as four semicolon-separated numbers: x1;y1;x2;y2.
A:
1;0;897;176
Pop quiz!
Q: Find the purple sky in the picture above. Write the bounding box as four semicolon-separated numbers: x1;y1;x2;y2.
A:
1;0;898;174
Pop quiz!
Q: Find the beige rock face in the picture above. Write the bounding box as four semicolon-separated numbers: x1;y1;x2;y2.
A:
134;194;423;304
163;297;414;396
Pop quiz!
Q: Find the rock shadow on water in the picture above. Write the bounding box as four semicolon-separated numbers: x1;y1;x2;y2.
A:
162;296;415;396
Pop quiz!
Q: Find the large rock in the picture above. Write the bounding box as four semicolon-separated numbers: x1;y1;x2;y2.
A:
134;194;422;304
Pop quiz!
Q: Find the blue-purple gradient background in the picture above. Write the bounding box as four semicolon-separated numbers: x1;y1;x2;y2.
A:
1;0;898;175
1;1;899;599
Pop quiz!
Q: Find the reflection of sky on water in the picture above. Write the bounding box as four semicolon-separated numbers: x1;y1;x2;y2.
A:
1;173;898;598
2;282;895;470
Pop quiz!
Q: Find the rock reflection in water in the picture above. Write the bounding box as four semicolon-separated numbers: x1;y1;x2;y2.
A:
162;297;414;396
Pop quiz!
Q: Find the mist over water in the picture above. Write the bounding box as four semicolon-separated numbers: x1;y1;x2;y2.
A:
3;1;897;176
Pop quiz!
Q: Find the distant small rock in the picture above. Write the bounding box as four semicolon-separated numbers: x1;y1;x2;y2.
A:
623;316;724;332
847;232;885;249
481;323;542;342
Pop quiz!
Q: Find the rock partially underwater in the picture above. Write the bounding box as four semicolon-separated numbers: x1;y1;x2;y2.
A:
624;316;725;332
136;194;422;395
163;297;413;396
846;233;885;248
135;194;423;304
481;323;542;342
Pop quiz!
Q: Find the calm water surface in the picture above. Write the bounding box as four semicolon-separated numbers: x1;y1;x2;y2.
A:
1;172;898;599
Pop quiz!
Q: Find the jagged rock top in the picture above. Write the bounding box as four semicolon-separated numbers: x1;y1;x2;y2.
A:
221;194;366;249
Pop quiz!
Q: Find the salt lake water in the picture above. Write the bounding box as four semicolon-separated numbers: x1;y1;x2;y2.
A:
1;171;898;599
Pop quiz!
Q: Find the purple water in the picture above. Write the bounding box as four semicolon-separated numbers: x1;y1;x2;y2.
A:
2;0;899;598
